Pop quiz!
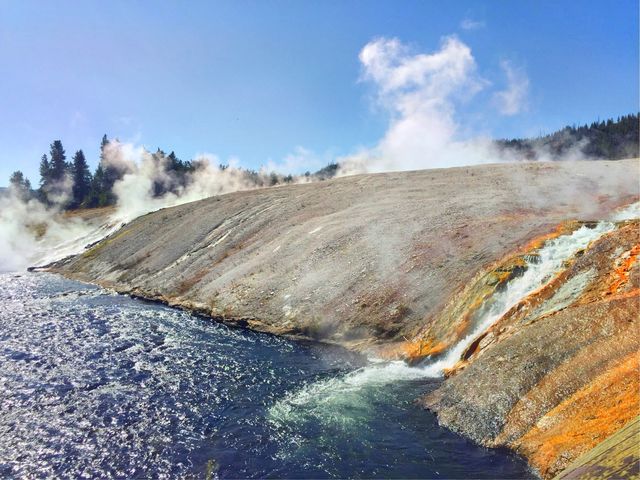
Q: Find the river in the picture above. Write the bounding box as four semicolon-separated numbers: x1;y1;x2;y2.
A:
0;272;532;479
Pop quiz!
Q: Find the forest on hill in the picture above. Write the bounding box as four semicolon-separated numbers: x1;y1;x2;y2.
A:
496;113;638;160
5;113;638;210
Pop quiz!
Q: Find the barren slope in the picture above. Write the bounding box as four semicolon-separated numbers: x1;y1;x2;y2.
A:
53;160;637;350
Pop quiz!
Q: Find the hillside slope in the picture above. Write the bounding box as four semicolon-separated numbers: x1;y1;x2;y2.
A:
53;160;636;350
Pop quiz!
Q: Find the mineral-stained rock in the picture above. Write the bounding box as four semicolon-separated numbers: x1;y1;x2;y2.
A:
553;416;640;480
422;221;640;478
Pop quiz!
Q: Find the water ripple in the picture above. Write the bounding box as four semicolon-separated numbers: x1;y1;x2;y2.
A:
0;272;532;479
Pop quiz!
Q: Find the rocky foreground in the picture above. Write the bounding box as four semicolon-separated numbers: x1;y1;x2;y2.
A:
51;159;639;478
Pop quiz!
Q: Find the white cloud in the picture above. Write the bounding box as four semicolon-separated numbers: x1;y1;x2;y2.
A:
339;35;495;174
460;18;485;31
493;60;530;116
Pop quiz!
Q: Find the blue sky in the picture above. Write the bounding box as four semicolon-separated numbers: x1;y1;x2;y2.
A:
0;0;637;184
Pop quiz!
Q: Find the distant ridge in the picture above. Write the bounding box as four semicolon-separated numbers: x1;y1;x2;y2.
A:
497;113;639;161
314;113;640;182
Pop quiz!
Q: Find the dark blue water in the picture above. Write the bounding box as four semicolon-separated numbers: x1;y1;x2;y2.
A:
0;273;533;479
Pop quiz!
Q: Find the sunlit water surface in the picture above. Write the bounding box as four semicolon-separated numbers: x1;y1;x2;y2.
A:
0;273;533;479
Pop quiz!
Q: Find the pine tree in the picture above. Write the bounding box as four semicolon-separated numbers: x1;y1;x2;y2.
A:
87;165;106;208
39;154;50;188
49;140;68;182
167;151;180;172
9;170;24;187
71;150;92;208
99;134;119;205
9;171;32;200
85;134;114;207
39;140;71;206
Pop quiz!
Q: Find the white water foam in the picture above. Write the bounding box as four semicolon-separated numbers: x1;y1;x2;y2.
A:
612;200;640;221
267;359;428;438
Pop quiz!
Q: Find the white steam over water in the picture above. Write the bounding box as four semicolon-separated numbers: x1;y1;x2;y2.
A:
0;194;117;271
269;202;640;424
0;191;124;272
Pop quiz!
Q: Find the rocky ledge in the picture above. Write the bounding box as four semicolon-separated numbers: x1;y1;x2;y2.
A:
422;220;639;478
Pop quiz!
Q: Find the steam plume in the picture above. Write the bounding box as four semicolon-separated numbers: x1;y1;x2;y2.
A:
103;141;306;222
0;187;95;271
337;36;538;175
0;141;314;271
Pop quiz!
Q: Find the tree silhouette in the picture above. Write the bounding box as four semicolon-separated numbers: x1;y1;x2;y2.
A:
49;140;68;182
71;150;92;208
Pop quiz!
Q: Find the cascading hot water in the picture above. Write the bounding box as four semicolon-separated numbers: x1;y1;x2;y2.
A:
421;201;640;374
269;202;640;427
419;220;616;375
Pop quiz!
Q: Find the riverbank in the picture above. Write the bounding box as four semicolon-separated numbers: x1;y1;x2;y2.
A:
48;159;639;478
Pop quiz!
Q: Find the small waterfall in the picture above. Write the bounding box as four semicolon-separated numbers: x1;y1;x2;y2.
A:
270;201;640;422
420;220;616;375
421;200;639;375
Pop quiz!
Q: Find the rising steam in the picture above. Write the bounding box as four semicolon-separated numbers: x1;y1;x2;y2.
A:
104;142;257;222
0;141;313;271
0;188;93;271
339;36;493;175
0;33;626;271
335;35;582;175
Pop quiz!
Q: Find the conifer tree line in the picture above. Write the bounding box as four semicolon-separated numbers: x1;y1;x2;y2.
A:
5;113;639;209
27;135;215;209
10;135;134;208
6;134;302;210
497;113;639;160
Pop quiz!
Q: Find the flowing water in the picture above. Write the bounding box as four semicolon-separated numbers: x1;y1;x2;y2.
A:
418;201;639;375
0;273;532;479
419;220;616;375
